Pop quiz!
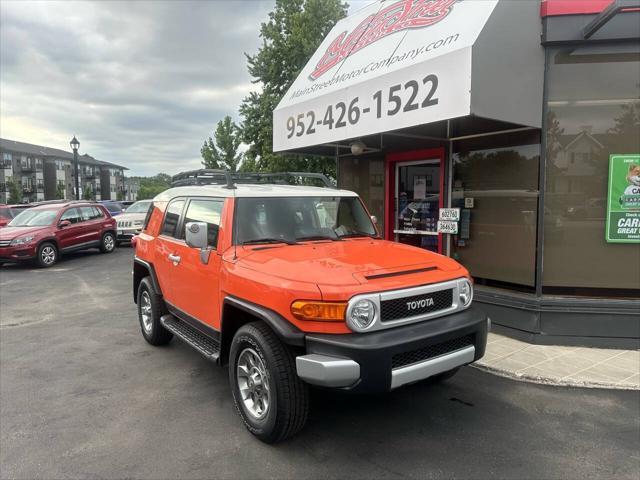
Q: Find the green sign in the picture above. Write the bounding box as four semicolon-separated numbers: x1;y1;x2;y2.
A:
606;154;640;243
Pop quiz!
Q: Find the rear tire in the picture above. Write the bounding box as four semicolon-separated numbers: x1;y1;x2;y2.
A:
100;232;116;253
36;242;58;268
137;277;172;346
229;322;309;443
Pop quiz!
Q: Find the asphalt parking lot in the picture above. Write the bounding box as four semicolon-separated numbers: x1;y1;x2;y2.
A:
1;248;639;479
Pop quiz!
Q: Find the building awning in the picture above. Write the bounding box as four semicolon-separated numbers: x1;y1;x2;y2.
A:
273;0;544;153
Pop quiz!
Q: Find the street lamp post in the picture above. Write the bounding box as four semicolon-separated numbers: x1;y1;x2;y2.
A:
70;136;80;200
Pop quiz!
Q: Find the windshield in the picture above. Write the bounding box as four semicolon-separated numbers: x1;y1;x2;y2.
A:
104;203;123;213
125;201;152;214
8;209;58;227
235;196;376;245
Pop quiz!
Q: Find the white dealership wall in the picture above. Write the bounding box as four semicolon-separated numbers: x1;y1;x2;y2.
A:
273;0;544;152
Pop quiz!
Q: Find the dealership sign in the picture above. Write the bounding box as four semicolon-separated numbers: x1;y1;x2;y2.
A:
606;154;640;243
273;0;501;152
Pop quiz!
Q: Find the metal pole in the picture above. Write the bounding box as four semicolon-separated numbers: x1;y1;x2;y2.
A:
73;148;80;200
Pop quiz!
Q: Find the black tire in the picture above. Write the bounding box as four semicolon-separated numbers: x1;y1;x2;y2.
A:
35;242;58;268
429;367;460;383
229;322;309;443
136;277;172;346
100;232;116;253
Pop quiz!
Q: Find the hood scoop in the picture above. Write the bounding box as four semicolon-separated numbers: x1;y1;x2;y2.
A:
364;266;437;280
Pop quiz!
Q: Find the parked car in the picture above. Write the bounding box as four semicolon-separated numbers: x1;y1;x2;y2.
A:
116;200;152;246
133;170;488;443
0;204;32;228
0;201;117;267
121;201;135;208
100;200;126;216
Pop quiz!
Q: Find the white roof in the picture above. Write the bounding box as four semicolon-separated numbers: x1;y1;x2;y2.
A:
154;184;358;202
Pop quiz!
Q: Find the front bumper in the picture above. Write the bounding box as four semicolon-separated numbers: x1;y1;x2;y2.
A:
296;304;489;393
0;244;38;262
117;228;141;241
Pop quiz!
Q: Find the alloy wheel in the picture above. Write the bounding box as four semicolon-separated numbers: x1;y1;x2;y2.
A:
41;246;56;265
103;234;115;251
237;348;270;420
140;291;153;334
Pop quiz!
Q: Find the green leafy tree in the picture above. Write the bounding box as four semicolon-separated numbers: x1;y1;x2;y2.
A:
7;180;21;204
83;186;93;201
56;182;65;200
201;116;244;172
137;174;171;200
239;0;347;176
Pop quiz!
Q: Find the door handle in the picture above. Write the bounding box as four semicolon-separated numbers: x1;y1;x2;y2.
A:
168;254;181;264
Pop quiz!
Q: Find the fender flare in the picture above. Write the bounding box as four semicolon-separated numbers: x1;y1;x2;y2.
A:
222;296;305;347
133;257;162;302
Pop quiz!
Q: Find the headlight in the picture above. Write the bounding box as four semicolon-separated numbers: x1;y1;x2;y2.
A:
347;299;376;331
459;279;473;307
134;220;143;226
10;235;35;246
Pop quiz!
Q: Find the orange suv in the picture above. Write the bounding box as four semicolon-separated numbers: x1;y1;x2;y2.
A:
132;170;488;443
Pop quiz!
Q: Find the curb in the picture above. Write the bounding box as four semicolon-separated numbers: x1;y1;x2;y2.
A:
471;363;640;391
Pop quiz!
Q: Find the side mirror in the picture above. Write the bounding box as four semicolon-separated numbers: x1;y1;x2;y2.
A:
59;220;71;228
185;222;211;265
185;221;208;249
370;215;378;225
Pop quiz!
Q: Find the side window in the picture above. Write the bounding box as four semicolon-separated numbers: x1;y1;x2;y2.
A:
60;207;82;224
92;207;104;219
161;199;185;238
143;202;154;230
182;199;223;248
79;206;96;221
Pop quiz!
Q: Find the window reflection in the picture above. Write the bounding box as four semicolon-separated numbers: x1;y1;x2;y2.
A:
451;133;540;288
543;45;640;292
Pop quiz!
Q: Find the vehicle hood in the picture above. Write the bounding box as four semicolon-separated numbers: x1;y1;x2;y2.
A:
116;212;146;222
236;239;465;288
0;225;50;240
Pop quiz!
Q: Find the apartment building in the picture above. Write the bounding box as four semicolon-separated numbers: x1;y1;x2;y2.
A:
0;139;127;204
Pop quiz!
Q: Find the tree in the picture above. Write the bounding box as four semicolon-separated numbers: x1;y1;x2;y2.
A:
56;182;65;200
201;116;243;172
239;0;347;176
83;186;93;201
7;180;21;204
137;174;171;200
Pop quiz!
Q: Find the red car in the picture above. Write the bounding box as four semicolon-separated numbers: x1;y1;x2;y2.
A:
0;204;32;228
0;202;117;267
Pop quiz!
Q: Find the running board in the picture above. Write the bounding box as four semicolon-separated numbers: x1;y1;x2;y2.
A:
160;314;220;362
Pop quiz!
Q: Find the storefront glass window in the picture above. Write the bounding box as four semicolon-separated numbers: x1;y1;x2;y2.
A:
543;44;640;293
338;157;385;234
451;131;541;289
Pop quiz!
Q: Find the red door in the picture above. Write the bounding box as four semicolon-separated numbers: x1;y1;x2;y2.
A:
385;148;445;254
56;207;93;249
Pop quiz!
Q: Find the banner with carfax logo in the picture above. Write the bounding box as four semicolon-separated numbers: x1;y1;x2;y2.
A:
606;154;640;243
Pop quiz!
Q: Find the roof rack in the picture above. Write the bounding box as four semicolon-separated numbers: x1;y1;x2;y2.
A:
171;169;235;189
170;170;335;189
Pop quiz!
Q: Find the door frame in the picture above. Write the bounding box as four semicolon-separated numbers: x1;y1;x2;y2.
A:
385;147;445;254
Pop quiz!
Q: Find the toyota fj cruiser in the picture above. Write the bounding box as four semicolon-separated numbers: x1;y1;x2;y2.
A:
133;170;488;443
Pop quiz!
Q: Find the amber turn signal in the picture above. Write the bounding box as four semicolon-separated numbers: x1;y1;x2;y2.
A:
291;301;347;322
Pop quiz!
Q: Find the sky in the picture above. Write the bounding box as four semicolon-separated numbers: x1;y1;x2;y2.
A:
0;1;369;177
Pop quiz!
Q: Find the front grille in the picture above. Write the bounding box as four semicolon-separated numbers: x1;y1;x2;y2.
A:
392;335;474;369
118;220;132;228
0;240;11;247
380;288;453;322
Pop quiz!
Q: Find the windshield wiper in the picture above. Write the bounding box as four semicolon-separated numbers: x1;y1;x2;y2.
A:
339;232;379;239
241;237;298;246
296;235;342;242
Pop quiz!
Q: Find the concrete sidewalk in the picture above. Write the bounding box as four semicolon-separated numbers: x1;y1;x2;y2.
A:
473;332;639;390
